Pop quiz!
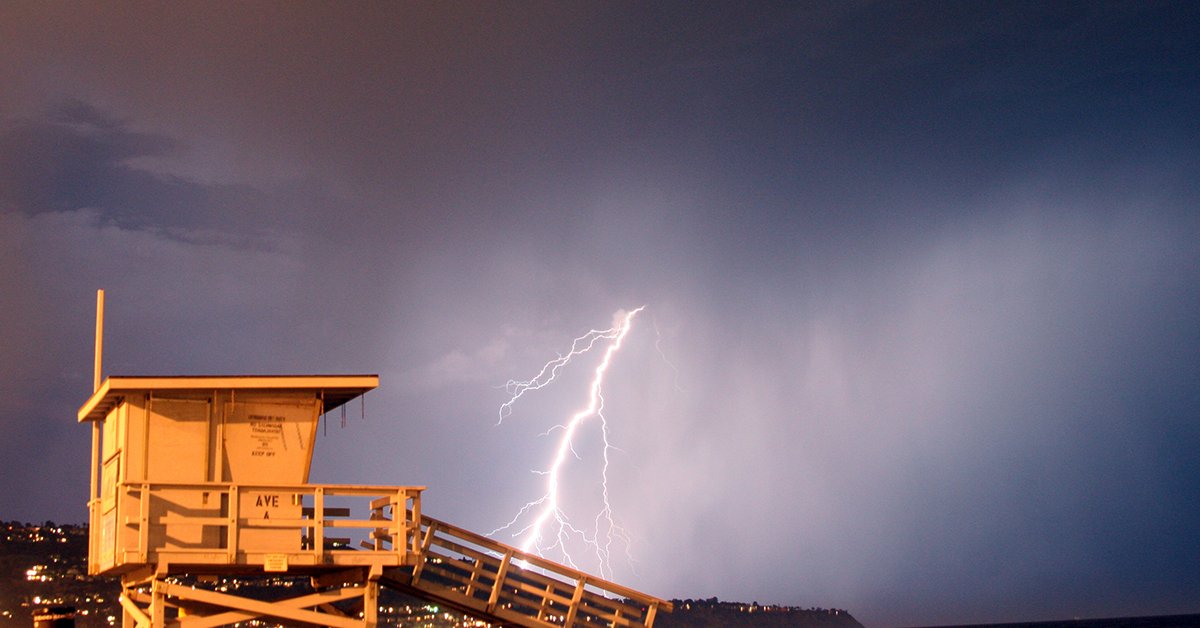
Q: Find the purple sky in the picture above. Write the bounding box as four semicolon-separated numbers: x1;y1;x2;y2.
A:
2;3;1199;626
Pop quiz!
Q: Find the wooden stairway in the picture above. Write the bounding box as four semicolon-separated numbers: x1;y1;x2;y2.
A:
381;514;672;627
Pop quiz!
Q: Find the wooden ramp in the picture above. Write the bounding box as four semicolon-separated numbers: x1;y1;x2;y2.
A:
381;514;672;627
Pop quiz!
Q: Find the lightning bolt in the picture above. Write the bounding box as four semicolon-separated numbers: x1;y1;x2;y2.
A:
492;305;644;579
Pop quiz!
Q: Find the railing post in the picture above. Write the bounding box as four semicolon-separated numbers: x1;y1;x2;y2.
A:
411;520;437;585
465;558;483;598
486;549;513;613
410;489;421;556
391;488;402;552
227;485;239;563
564;577;586;627
138;484;150;564
644;601;659;627
314;487;325;563
537;582;556;621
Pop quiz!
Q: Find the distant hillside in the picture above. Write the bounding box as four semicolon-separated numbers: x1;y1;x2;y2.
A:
1;521;119;626
656;598;864;627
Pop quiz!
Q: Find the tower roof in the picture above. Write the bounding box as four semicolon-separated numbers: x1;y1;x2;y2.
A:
77;374;379;422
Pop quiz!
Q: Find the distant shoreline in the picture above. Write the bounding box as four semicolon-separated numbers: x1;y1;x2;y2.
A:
901;614;1200;628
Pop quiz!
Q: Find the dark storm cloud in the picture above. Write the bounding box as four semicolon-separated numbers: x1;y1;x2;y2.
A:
1;103;172;215
0;101;292;247
1;3;1199;626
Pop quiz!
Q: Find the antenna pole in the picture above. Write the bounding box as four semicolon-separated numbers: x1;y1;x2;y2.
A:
94;289;104;392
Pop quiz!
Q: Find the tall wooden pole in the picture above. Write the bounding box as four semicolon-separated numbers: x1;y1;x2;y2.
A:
94;289;104;392
89;289;104;570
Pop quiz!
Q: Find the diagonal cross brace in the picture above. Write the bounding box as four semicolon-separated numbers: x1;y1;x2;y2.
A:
162;581;366;628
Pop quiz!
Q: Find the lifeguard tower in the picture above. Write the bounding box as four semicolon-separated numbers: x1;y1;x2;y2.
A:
80;291;671;627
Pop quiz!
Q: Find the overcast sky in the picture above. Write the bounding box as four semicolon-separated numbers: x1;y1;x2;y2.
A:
2;3;1198;626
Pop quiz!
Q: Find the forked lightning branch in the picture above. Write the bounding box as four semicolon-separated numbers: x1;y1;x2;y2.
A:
491;306;646;580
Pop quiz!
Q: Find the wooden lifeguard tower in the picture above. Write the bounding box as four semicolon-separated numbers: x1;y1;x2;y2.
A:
80;291;671;627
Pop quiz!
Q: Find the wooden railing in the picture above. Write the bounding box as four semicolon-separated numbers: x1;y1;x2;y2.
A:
111;482;424;570
387;514;672;627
